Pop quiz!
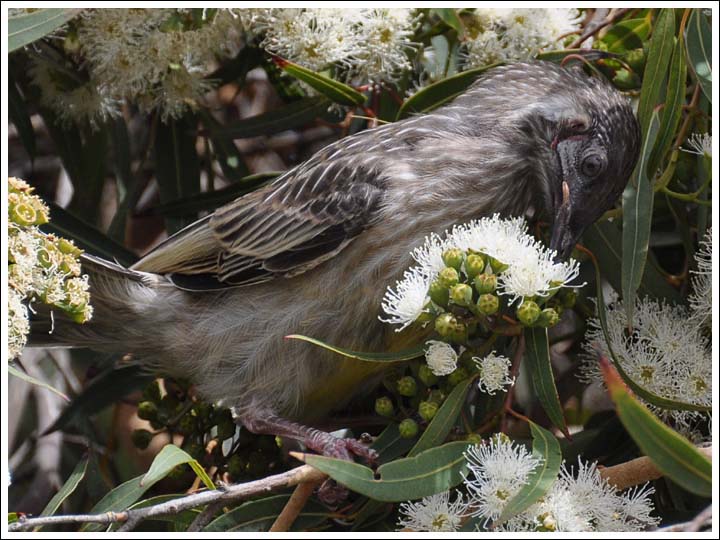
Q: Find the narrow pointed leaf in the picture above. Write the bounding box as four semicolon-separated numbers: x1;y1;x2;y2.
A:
495;422;562;526
601;16;652;53
274;57;366;106
433;8;464;36
286;334;423;363
371;423;417;464
37;457;89;526
524;327;569;437
8;8;80;52
622;111;660;322
637;9;675;133
8;363;69;402
601;360;712;497
296;441;469;502
685;9;712;102
141;444;215;490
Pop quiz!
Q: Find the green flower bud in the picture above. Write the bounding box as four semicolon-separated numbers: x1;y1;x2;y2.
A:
447;367;469;387
418;400;439;421
434;312;457;338
450;283;473;307
398;418;419;439
137;401;158;422
537;308;560;328
612;68;641;90
57;237;82;256
474;273;497;294
10;201;38;227
437;267;459;289
428;279;449;307
466;433;483;445
131;429;153;450
476;293;499;315
625;47;646;72
397;376;418;397
142;380;162;403
375;396;395;417
442;248;465;272
418;364;439;386
464;253;486;279
487;256;509;274
177;414;197;435
428;389;446;404
449;321;468;344
517;300;541;326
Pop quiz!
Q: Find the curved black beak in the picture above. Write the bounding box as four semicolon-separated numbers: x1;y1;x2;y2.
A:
549;181;576;261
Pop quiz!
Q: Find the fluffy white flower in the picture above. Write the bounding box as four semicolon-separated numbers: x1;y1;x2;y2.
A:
380;268;430;331
397;491;468;531
424;340;458;376
474;351;514;395
580;296;711;431
464;8;581;69
689;228;712;328
683;132;712;158
464;435;542;524
9;289;30;360
411;232;449;278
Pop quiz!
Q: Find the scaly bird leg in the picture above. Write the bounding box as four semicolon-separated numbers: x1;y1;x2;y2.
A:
233;409;377;506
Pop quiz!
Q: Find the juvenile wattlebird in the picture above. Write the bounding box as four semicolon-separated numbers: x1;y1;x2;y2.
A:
35;62;639;473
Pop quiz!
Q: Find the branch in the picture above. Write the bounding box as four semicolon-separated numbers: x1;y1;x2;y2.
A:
657;504;712;532
9;465;327;532
599;446;712;490
269;478;323;531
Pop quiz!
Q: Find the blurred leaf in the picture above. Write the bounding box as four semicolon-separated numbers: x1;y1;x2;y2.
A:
583;221;680;301
601;360;712;497
41;202;138;266
141;444;215;490
82;475;154;531
296;441;469;502
397;64;499;119
8;75;36;159
524;328;569;437
602;17;652;52
8;362;69;402
685;9;712;102
207;96;331;140
37;457;88;526
198;110;249;180
433;8;464;37
8;513;19;524
650;32;687;174
154;115;202;233
107;117;135;243
372;424;417;465
637;9;675;133
8;8;80;52
204;494;329;532
207;45;263;85
589;252;710;412
274;56;367;106
622;111;660;322
495;422;562;527
142;172;278;217
46;364;152;433
286;335;424;363
408;378;471;457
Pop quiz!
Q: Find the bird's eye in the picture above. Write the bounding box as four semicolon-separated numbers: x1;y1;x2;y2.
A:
581;153;605;178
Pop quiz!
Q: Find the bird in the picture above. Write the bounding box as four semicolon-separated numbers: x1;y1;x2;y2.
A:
34;61;640;472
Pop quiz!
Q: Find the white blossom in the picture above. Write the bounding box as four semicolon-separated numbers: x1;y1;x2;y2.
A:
464;435;542;524
580;296;711;432
397;491;469;532
424;340;458;376
411;232;450;278
9;289;30;360
683;132;712;158
380;267;430;331
689;228;712;328
474;351;514;395
463;8;582;69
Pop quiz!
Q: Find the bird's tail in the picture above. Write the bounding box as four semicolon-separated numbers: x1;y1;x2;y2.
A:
29;253;162;353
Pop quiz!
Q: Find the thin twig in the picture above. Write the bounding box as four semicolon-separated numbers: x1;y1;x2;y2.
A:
657;504;713;532
9;464;327;532
269;478;322;532
569;8;633;48
186;500;226;532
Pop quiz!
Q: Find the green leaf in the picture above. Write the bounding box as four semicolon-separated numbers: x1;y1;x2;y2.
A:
583;221;680;302
602;17;652;53
142;172;278;218
274;57;367;106
198;111;249;180
408;378;471;457
204;494;329;532
8;8;79;52
297;441;470;502
8;76;36;159
685;9;712;102
433;8;464;36
141;444;215;490
601;361;712;497
37;457;88;526
494;422;562;527
524;328;569;437
107;117;135;243
588;251;710;412
396;64;500;119
371;423;417;464
650;32;687;174
637;9;675;134
8;363;69;402
153;115;202;233
286;335;423;363
205;96;332;140
622;110;661;322
46;364;152;433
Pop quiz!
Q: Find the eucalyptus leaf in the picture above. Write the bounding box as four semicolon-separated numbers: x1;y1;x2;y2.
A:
685;9;712;102
433;8;464;36
637;9;675;133
8;363;69;402
141;444;215;490
37;457;89;527
8;8;80;52
601;17;652;53
204;494;329;532
274;57;367;106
